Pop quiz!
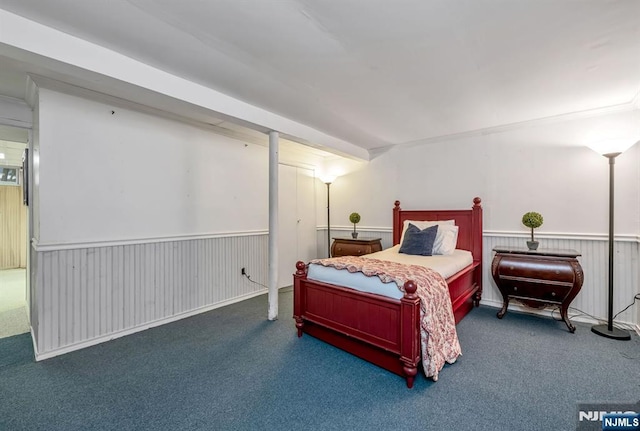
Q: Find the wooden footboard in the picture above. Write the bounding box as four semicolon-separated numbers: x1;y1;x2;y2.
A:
293;261;422;388
293;260;480;388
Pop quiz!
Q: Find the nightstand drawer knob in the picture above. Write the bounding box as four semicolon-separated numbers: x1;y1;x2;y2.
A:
513;286;518;291
357;249;362;254
551;292;556;297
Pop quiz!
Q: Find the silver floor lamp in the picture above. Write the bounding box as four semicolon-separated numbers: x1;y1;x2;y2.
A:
588;139;636;340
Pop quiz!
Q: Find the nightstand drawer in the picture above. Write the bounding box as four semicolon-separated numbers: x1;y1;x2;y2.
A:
331;237;382;257
502;282;571;303
497;256;576;283
333;243;366;256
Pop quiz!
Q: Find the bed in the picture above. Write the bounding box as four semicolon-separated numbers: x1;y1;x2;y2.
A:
293;198;483;388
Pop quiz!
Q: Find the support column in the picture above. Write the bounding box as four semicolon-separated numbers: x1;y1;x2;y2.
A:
268;131;279;321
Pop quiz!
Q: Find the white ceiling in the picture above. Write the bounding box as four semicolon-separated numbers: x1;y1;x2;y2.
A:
0;0;638;157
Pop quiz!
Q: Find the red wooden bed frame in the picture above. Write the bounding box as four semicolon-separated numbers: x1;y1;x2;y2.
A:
293;197;483;388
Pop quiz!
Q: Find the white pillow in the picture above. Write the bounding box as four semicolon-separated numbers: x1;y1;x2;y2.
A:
433;224;459;255
399;219;455;250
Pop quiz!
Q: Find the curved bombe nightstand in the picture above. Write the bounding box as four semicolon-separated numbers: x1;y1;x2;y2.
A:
491;247;584;332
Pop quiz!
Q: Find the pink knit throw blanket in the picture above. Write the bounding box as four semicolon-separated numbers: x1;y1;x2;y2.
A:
310;256;461;381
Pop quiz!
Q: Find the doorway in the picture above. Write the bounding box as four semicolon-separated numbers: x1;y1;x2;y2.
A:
0;140;29;339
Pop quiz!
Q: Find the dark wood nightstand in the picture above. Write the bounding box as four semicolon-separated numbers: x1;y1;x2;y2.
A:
491;247;584;332
331;237;382;257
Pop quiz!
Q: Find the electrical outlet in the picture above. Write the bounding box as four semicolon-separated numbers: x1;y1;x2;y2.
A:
241;267;246;275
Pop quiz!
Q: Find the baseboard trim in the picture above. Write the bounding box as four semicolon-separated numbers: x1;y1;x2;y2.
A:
33;289;268;361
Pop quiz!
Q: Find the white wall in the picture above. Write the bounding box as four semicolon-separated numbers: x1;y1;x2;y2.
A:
315;155;397;238
332;110;640;236
36;88;272;245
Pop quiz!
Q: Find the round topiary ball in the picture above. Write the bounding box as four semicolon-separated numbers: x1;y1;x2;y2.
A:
522;212;543;229
349;212;361;224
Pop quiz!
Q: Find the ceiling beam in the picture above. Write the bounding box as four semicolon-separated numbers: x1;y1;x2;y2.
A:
0;9;369;161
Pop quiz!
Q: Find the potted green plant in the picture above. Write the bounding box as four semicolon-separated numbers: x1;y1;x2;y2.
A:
521;211;543;250
349;212;361;239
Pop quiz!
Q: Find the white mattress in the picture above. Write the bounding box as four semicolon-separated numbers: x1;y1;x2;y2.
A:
307;246;473;300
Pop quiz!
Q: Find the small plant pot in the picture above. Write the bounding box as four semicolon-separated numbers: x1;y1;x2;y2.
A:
526;240;539;250
351;232;359;239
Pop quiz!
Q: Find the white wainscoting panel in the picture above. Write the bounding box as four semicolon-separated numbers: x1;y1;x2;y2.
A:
32;234;268;358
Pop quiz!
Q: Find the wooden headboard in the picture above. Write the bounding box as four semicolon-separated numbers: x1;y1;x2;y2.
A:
392;197;483;264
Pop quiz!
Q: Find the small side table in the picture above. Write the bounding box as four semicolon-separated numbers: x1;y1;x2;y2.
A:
331;237;382;257
491;247;584;332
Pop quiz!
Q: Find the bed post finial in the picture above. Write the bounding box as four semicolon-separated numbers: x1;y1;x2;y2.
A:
403;280;418;299
295;261;307;276
473;197;482;207
394;200;401;210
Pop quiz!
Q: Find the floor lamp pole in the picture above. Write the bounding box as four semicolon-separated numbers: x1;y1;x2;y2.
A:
326;182;331;258
591;152;630;340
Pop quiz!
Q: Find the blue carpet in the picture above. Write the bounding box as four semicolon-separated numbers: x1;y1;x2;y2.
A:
0;289;638;430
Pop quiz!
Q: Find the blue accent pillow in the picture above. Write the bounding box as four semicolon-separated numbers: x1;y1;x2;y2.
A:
399;223;438;256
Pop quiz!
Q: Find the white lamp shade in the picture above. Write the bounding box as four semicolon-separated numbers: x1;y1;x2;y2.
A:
319;174;338;184
586;138;638;156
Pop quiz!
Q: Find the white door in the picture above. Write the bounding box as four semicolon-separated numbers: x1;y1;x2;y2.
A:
278;165;316;288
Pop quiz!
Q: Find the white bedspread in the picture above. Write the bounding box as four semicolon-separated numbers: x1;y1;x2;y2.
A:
307;246;472;300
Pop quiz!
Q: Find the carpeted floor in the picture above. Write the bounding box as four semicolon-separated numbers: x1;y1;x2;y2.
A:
0;288;638;431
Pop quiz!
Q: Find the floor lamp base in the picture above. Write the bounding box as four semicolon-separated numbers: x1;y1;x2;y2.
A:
591;324;631;340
